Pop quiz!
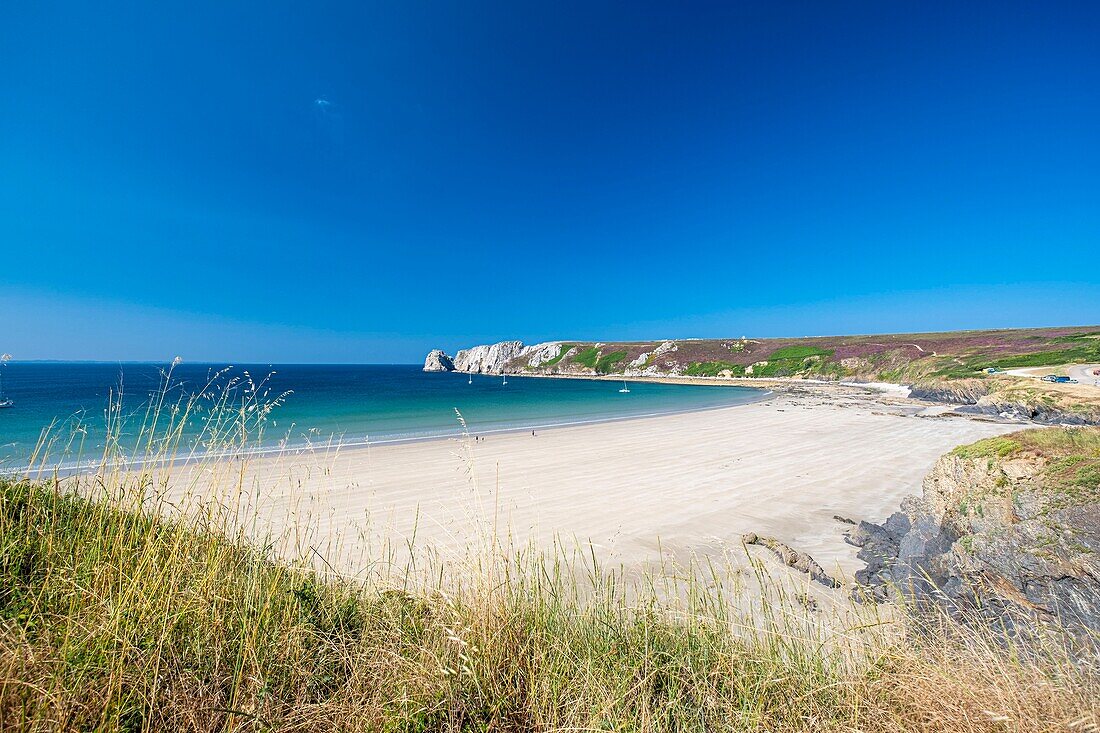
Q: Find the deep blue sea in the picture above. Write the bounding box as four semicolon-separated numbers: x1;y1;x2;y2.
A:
0;362;764;467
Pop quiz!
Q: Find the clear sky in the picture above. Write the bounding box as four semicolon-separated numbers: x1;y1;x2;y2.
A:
2;2;1098;363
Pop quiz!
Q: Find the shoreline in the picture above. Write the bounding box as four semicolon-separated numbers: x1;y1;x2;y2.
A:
19;382;773;477
158;383;1024;581
26;372;959;478
22;364;1085;478
29;372;1038;591
476;368;916;396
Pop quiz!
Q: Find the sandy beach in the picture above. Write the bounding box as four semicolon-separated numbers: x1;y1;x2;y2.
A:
165;385;1020;582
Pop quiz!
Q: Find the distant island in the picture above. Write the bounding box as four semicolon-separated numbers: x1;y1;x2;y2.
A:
427;326;1100;424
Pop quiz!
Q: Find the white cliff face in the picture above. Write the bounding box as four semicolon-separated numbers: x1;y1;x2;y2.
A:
423;349;455;372
453;341;529;374
524;342;564;368
430;339;687;377
446;341;571;373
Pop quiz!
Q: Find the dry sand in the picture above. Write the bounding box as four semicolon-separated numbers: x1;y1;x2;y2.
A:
168;385;1020;582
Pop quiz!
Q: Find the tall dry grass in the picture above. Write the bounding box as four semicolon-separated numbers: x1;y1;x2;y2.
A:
0;363;1096;731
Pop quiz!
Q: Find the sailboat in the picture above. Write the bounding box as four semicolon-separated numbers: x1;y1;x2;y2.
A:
0;354;12;409
502;372;508;386
618;380;630;394
468;373;473;385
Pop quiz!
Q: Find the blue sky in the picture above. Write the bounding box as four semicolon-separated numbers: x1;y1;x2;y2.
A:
2;2;1098;363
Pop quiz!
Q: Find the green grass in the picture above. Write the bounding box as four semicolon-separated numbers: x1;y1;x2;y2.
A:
767;345;833;360
541;344;573;368
750;359;806;378
951;428;1100;460
0;478;851;731
1053;331;1100;343
572;346;600;369
951;436;1023;459
950;428;1100;505
736;346;838;378
594;350;627;374
572;347;627;373
877;368;903;382
981;342;1100;369
925;339;1100;379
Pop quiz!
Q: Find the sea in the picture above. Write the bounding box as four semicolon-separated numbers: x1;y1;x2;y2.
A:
0;362;765;468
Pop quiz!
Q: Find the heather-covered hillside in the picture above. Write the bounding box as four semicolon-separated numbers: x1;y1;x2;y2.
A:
425;327;1100;424
430;326;1100;382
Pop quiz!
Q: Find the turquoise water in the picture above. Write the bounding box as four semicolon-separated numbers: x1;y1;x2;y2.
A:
0;363;765;467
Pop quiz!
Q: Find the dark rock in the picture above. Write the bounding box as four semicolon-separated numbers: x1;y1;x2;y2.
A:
908;380;989;405
853;439;1100;644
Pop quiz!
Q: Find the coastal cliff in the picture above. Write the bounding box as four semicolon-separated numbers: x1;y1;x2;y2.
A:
455;341;536;374
425;327;1100;382
850;427;1100;639
424;328;1100;424
421;339;689;378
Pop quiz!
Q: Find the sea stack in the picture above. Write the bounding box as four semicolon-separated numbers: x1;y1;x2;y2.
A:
423;349;455;372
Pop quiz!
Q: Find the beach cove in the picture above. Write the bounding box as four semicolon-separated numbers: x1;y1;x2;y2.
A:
161;381;1020;581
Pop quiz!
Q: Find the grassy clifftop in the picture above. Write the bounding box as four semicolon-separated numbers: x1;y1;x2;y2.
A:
505;326;1100;382
854;427;1100;638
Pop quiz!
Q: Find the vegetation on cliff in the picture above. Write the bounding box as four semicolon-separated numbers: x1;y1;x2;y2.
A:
515;327;1100;383
434;326;1100;423
950;427;1100;508
855;427;1100;639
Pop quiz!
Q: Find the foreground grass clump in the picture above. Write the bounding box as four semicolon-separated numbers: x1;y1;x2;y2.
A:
1;478;1097;732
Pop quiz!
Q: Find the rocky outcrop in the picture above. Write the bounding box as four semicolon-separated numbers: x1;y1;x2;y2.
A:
908;379;989;405
911;378;1100;425
852;428;1100;640
423;350;455;372
961;395;1100;426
